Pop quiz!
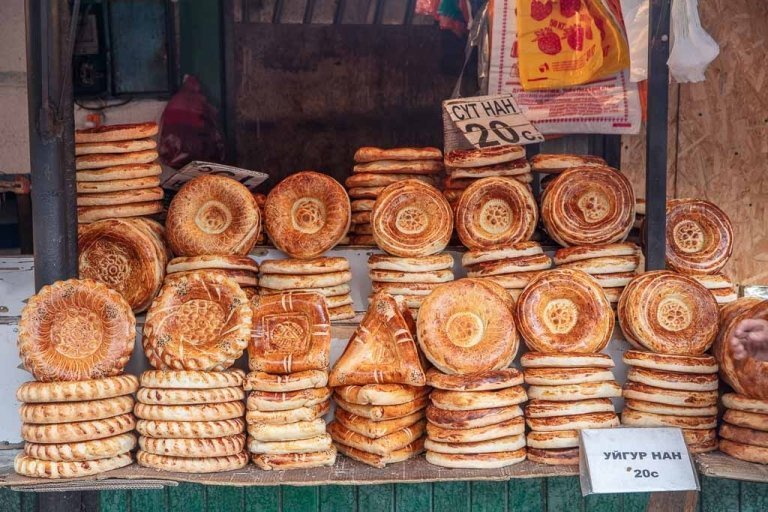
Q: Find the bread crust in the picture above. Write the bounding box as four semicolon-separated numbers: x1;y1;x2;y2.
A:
520;352;614;368
76;150;158;170
665;199;733;274
139;434;246;457
426;405;522;430
137;386;244;405
426;367;523;391
247;434;333;454
627;367;719;391
622;350;717;374
140;369;245;389
76;138;157;155
445;145;525;168
75;122;158;143
24;433;136;462
527;381;622;401
425;434;525;454
353;160;443;174
246;401;329;425
167;255;258;273
530;153;606;173
135;418;245;439
525;398;615;418
524;367;615;386
334;407;423;439
17;375;138;403
247;387;331;411
720;423;768;448
368;254;454;272
426;416;524;443
722;393;768;413
77;187;163;207
22;413;136;444
247;418;327;442
354;147;442;163
244;370;328;392
136;450;248;473
723;409;768;431
20;395;135;424
328;420;425;456
15;453;132;479
527;447;579;466
527;430;580;449
466;254;552;277
77;201;163;223
622;382;718;407
336;438;424;468
527;412;619;431
134;401;245;422
251;447;337;470
334;394;428;421
430;386;527;411
425;448;526;468
76;176;160;194
76;163;161;182
259;271;352;290
624;399;716;417
335;384;429;406
369;269;454;283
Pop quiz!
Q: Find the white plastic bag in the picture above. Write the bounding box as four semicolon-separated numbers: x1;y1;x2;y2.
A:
667;0;720;83
620;0;649;82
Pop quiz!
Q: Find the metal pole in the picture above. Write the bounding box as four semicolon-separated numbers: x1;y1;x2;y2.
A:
25;0;78;290
643;0;672;270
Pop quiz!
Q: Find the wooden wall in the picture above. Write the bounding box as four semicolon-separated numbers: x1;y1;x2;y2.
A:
622;0;768;284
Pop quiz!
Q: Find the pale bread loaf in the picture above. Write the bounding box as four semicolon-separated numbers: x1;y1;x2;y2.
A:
134;402;245;422
243;370;328;392
135;419;245;439
245;401;330;425
247;434;333;454
16;375;139;403
20;395;134;424
136;450;248;473
251;447;337;470
137;386;245;405
425;449;526;469
14;453;132;479
24;433;136;462
139;434;246;458
247;418;327;442
22;413;135;444
140;369;245;389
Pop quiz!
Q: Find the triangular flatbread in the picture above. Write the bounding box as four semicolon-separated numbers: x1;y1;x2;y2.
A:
329;292;426;387
249;292;331;374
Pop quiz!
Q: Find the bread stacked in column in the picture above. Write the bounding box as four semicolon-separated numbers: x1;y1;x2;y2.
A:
137;272;252;472
443;146;533;211
346;147;444;245
78;217;168;313
328;293;428;468
665;199;737;307
369;179;454;318
618;271;720;454
15;279;137;479
418;279;527;468
166;255;260;300
261;171;354;321
516;269;621;465
453;174;548;301
75;122;163;224
246;292;335;470
713;298;768;464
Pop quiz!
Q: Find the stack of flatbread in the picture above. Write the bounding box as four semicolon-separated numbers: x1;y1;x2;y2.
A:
690;274;739;307
75;122;163;224
522;352;621;465
258;257;355;321
246;291;336;470
328;293;428;468
719;394;768;464
134;370;249;473
346;147;444;245
15;376;138;479
368;253;455;319
462;242;552;301
442;145;532;210
166;255;260;300
553;243;642;309
530;154;607;176
621;351;719;454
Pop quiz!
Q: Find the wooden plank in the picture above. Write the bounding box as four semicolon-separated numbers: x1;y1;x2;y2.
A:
319;485;356;511
646;491;698;512
434;482;470;512
546;477;583;512
394;483;431;512
740;481;768;512
0;487;21;512
471;481;507;512
700;477;739;512
696;452;768;483
130;489;167;511
358;484;394;512
282;486;319;511
20;493;37;512
99;490;130;512
167;483;205;512
621;492;651;512
207;486;244;512
508;479;545;512
245;486;280;512
585;493;621;512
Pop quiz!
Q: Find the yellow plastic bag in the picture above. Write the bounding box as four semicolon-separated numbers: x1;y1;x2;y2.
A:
515;0;630;90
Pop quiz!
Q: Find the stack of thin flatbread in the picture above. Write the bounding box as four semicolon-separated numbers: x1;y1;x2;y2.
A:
442;145;532;210
258;257;355;321
530;154;607;183
75;122;163;224
247;292;336;469
346;147;444;245
553;243;642;310
166;255;260;300
15;376;138;479
368;253;454;319
328;293;428;468
134;370;249;473
691;273;738;307
621;351;719;454
719;394;768;464
463;242;552;302
522;353;621;465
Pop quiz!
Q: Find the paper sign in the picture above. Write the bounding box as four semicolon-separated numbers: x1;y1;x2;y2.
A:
161;161;268;192
579;428;700;495
442;94;544;152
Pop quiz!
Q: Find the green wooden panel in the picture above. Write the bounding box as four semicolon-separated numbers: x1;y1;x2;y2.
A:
245;486;280;512
740;481;768;512
282;486;319;511
131;488;167;511
320;485;356;511
359;484;395;512
100;490;130;512
546;477;583;512
394;483;432;512
20;493;38;512
508;479;545;512
584;493;620;512
471;481;507;512
207;487;244;512
0;487;21;512
434;482;471;512
620;491;651;512
168;483;205;512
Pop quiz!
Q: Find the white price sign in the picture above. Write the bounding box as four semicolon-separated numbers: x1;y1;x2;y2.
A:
442;94;544;151
161;161;268;192
579;428;700;495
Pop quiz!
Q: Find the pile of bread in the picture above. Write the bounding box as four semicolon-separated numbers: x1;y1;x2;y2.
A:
246;292;336;469
345;147;444;245
15;280;138;478
367;173;456;318
75;123;163;224
166;254;259;300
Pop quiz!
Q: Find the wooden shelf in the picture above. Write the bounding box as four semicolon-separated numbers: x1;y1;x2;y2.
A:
695;452;768;483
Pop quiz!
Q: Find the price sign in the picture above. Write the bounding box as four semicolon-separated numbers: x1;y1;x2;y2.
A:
442;94;544;152
579;428;700;495
162;161;268;192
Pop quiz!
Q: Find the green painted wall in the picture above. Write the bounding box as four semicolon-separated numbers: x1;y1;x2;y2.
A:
1;477;765;512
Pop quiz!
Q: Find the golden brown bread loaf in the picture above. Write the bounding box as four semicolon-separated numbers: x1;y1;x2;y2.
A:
354;147;443;163
251;448;337;470
136;451;248;473
335;384;429;406
139;434;246;458
328;420;426;456
530;153;606;173
24;433;136;462
247;387;332;412
137;386;245;405
527;447;579;466
246;401;330;425
665;198;733;274
336;439;424;468
77;201;163;223
17;375;139;403
20;395;135;424
135;418;245;439
140;369;245;389
425;434;525;454
426;416;525;443
429;386;527;411
334;408;423;439
425;404;522;430
425;367;523;391
14;453;132;479
334;394;428;421
425;448;527;469
445;145;525;168
75;122;158;143
22;413;136;444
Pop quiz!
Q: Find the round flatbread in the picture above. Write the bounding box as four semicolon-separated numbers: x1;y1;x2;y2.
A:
370;282;442;296
76;162;162;182
345;173;436;188
426;416;525;443
454;177;537;250
371;180;453;257
354;146;442;163
246;401;330;425
526;412;619;431
624;399;717;417
22;413;136;444
691;273;734;290
334;408;423;439
369;269;453;284
136;450;248;473
425;367;523;391
714;299;768;399
621;409;717;429
329;304;356;321
76;176;160;194
336;439;423;468
722;394;768;414
527;381;622;401
524;367;615;386
248;419;328;442
259;257;349;275
527;430;580;449
17;375;139;403
134;401;245;422
530;153;607;173
553;243;640;265
425;448;526;469
352;199;375;212
248;434;333;455
243;370;328;392
520;352;614;368
140;369;245;389
143;272;251;371
430;386;527;411
335;384;429;406
417;279;519;374
20;395;134;424
426;404;522;430
137;386;244;405
665;198;733;275
259;283;351;297
622;382;718;407
368;253;454;272
462;242;543;267
516;269;614;353
446;161;531;179
466;254;553;277
76;149;158;170
719;439;768;464
329;419;426;456
333;394;428;421
682;428;717;445
527;447;579;466
525;399;615;418
166;175;260;256
349;235;375;245
14;453;132;479
425;434;525;455
723;409;768;431
75;122;158;143
24;433;136;462
591;272;637;288
719;423;768;448
77;201;163;223
558;255;640;275
76;138;156;155
622;350;717;374
166;255;258;274
348;186;385;199
247;387;332;412
139;434;246;458
76;186;163;206
258;271;352;290
353;160;443;175
445;145;526;168
251;448;337;470
627;367;719;391
135;418;245;439
18;279;135;382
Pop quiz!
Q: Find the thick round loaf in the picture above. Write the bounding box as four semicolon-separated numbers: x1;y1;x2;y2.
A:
719;423;768;448
426;416;525;443
244;370;328;392
429;386;527;411
139;434;246;458
354;146;442;163
425;448;527;469
665;198;733;275
328;420;425;456
22;413;136;444
135;418;245;439
17;375;139;403
425;367;523;391
527;381;622;401
526;412;619;431
140;369;245;389
258;271;352;290
530;153;606;173
259;257;349;275
137;386;245;405
462;242;543;266
20;395;134;424
719;439;768;464
24;433;136;462
246;401;329;425
426;405;522;430
334;407;423;439
134;401;245;422
723;409;768;431
166;255;258;274
247;387;332;411
622;351;718;374
445;145;526;168
136;450;248;473
251;448;337;470
525;399;615;418
77;201;162;223
14;453;132;479
553;242;640;265
247;434;333;455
